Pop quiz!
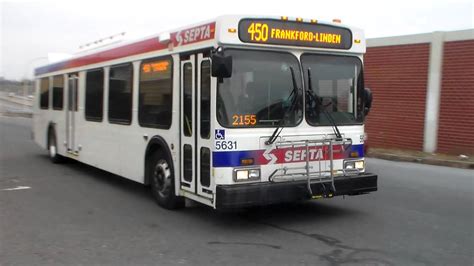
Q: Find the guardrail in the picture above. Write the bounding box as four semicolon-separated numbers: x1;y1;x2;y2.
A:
0;95;33;107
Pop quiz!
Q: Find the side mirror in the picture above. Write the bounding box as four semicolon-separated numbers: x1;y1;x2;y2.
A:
211;53;232;81
363;87;373;116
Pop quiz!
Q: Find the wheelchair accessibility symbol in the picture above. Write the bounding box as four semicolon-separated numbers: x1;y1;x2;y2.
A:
215;129;225;140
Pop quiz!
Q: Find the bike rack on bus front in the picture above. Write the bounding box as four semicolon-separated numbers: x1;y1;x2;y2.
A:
268;138;359;197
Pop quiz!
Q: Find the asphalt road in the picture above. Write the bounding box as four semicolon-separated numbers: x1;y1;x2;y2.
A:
0;116;473;265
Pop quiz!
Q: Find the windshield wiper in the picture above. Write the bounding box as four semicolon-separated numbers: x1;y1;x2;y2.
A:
265;67;300;145
306;68;343;140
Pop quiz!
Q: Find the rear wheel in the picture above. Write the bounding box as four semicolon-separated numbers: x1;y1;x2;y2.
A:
149;151;184;209
48;129;65;164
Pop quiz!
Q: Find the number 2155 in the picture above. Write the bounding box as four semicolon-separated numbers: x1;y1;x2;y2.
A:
232;114;256;126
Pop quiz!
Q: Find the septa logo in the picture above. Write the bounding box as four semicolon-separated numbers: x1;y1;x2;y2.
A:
263;147;277;164
175;22;215;46
258;145;345;164
284;148;323;162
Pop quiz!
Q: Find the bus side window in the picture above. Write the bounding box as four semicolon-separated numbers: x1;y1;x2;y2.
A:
40;77;49;109
85;69;104;122
108;63;133;124
138;56;173;128
52;75;64;110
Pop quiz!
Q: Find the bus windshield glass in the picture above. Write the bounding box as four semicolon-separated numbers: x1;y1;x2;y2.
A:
217;49;303;127
302;54;363;126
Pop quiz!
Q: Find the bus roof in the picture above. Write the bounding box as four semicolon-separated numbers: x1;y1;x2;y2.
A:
35;15;365;77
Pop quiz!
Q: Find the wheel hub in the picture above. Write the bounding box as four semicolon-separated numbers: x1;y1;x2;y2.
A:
49;136;56;158
152;160;172;197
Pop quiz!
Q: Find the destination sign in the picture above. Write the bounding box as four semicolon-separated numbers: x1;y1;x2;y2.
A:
238;19;352;49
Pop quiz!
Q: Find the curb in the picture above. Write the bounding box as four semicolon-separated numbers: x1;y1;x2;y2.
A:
367;151;474;170
0;112;33;118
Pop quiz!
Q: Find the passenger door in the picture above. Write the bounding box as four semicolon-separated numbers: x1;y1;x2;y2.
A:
66;74;78;154
179;52;214;199
180;56;195;193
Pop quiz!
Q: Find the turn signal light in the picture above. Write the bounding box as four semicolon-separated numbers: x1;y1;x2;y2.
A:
350;151;359;158
240;158;254;166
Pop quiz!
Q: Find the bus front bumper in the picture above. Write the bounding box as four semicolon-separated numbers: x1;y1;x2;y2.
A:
215;173;377;209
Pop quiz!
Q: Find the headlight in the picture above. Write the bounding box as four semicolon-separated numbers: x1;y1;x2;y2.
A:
355;160;365;170
345;161;355;169
344;160;365;171
234;168;260;182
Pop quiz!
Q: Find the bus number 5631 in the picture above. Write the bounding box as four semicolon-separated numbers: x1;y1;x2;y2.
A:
247;23;269;42
215;141;237;150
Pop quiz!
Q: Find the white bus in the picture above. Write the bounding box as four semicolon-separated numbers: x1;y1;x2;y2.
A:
33;15;377;209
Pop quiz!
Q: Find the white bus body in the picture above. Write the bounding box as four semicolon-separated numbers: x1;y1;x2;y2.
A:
33;15;377;209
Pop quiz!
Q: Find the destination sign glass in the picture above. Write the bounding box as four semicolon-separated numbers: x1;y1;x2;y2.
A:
238;19;352;49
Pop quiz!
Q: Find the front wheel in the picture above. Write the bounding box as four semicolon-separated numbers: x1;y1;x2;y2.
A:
149;151;184;209
48;129;65;164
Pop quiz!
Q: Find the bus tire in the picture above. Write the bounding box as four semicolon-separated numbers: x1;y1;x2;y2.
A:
48;128;65;164
149;150;184;210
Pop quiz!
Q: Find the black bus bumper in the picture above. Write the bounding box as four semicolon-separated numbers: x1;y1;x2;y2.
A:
215;173;377;209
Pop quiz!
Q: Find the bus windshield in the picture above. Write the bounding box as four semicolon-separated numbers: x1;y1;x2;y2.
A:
216;49;303;128
302;54;363;126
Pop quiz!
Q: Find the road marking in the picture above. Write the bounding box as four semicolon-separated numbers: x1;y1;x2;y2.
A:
2;186;31;191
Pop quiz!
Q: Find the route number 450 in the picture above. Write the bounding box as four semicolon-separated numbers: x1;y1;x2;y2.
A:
247;23;269;42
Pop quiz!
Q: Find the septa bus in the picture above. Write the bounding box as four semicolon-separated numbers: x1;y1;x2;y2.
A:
33;15;377;209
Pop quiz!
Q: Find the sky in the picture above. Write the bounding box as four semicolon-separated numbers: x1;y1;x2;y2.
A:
1;0;473;80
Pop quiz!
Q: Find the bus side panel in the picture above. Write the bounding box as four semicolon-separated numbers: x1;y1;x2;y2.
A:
52;74;67;157
33;78;50;150
73;69;124;178
112;61;147;184
69;56;180;185
118;55;181;185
